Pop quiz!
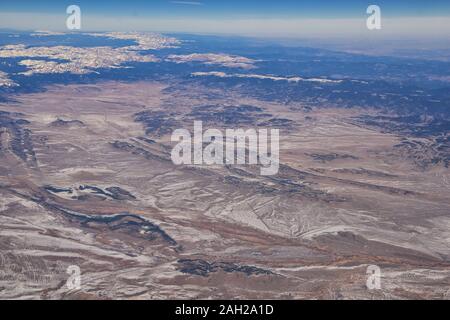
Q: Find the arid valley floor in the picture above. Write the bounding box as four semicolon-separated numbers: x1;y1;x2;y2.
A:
1;81;449;299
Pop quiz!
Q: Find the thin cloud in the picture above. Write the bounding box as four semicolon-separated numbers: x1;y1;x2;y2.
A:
170;1;203;5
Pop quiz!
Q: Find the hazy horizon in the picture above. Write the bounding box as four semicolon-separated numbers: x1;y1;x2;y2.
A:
1;0;450;40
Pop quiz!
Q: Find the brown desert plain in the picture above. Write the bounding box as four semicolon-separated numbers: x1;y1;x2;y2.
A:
0;81;449;299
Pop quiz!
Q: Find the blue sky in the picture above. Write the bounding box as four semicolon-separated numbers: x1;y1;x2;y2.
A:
1;1;450;38
2;0;450;18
